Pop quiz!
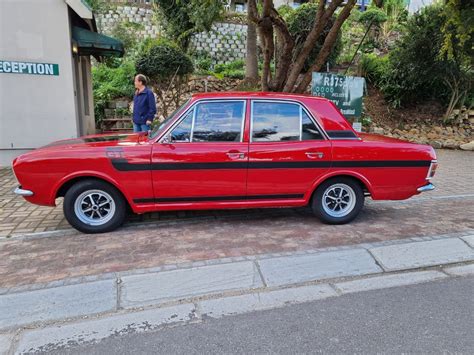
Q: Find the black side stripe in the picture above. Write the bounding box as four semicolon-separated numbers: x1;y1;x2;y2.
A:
133;194;304;204
112;158;431;171
333;160;431;168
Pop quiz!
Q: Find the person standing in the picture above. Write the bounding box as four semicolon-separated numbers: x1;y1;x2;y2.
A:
132;74;156;132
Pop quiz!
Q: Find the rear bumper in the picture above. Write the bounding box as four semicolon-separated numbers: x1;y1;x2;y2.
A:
14;186;34;197
417;183;435;193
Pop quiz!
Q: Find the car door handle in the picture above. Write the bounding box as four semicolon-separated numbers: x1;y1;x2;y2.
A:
305;151;324;159
227;152;246;160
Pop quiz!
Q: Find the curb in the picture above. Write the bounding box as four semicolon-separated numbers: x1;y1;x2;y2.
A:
4;266;474;354
1;232;473;331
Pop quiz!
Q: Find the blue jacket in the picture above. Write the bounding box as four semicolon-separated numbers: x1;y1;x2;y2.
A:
133;87;157;124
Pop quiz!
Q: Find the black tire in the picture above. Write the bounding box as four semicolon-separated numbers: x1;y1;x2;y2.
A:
312;177;364;224
63;179;126;233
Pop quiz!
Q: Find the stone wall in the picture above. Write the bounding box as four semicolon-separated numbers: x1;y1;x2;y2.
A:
189;22;248;65
96;5;161;39
369;108;474;150
96;5;248;64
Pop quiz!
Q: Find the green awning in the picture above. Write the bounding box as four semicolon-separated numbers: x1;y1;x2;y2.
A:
72;26;124;57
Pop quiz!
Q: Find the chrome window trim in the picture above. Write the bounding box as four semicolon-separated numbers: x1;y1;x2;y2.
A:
299;105;303;141
168;108;194;143
190;104;197;142
149;98;190;141
250;99;328;143
158;99;247;144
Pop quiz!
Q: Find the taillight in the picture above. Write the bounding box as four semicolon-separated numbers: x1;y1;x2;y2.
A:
427;160;438;180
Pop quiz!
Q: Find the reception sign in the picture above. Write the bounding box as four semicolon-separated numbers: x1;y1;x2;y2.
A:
312;73;365;117
0;60;59;76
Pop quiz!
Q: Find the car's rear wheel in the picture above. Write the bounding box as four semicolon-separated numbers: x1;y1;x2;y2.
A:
63;179;126;233
312;177;364;224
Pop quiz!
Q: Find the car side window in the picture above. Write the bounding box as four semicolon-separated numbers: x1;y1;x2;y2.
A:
192;101;244;142
302;110;324;140
252;102;300;142
170;110;193;142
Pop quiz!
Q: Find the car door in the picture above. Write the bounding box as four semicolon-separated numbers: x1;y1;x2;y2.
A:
151;100;248;203
247;100;332;200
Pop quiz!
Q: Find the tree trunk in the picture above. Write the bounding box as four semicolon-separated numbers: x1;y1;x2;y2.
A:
294;0;357;93
245;11;259;80
283;0;343;92
247;0;357;93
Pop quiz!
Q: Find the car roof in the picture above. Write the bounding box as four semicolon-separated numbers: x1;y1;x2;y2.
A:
191;91;328;101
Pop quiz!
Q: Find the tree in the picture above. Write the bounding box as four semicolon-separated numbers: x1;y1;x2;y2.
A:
286;3;342;73
135;39;194;116
154;0;224;50
439;0;473;62
380;5;472;115
245;9;259;81
247;0;358;92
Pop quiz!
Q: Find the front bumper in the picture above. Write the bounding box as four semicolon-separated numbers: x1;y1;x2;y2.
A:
14;186;34;197
417;183;435;193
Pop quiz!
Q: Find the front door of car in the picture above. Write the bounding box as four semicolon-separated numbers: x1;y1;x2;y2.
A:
151;100;248;204
247;100;332;199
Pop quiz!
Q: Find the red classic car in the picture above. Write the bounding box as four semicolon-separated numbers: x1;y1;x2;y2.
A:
13;92;437;233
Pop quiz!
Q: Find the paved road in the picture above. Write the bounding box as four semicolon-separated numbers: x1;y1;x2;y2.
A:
48;276;474;355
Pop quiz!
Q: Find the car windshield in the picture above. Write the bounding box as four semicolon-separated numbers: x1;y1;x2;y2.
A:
149;99;191;139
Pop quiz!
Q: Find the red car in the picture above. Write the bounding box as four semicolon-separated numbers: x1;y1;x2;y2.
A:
13;92;437;233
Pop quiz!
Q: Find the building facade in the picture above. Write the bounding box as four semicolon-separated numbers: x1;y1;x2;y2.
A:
0;0;122;167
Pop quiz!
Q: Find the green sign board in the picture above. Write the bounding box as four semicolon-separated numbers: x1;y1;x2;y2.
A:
312;73;365;117
0;60;59;76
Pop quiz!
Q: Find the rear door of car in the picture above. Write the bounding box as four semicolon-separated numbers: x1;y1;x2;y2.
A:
150;99;248;204
247;99;332;200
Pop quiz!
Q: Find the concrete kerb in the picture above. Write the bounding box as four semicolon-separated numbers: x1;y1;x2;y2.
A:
0;231;473;328
3;265;474;355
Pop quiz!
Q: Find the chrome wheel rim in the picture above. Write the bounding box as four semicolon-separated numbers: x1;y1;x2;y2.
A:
322;183;356;218
74;190;116;226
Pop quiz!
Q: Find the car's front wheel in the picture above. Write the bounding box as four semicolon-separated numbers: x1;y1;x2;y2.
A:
312;177;364;224
63;179;126;233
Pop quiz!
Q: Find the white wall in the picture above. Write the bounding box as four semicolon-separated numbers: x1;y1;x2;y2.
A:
0;0;79;166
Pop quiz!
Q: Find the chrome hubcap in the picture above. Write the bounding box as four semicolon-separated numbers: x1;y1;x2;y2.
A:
322;183;356;218
74;190;115;226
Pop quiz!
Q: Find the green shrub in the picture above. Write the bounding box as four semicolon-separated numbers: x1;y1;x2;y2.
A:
206;60;245;79
277;4;294;20
359;53;390;86
286;3;342;72
358;8;388;26
92;61;136;123
192;50;213;73
109;21;144;56
135;39;194;82
381;5;469;107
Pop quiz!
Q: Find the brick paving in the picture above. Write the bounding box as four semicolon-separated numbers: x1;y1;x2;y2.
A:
1;149;473;238
0;149;473;288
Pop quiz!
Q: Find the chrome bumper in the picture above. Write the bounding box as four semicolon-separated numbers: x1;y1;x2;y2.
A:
417;183;435;193
14;186;34;197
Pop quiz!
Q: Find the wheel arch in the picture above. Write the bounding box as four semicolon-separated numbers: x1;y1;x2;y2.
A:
52;172;134;211
308;171;375;203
